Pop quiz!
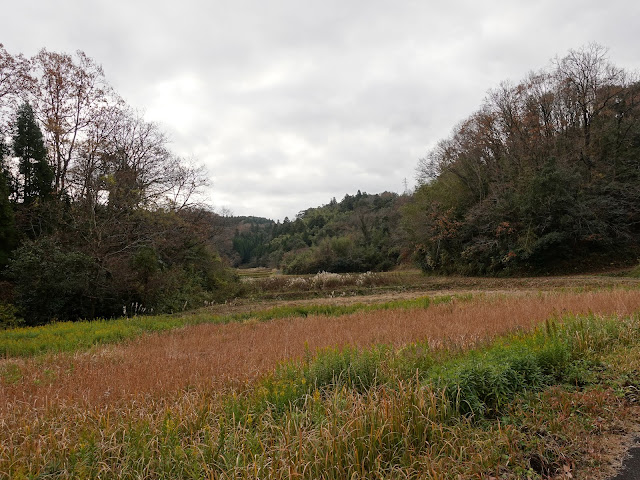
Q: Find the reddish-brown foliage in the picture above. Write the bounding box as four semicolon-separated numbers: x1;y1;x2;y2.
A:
2;289;640;410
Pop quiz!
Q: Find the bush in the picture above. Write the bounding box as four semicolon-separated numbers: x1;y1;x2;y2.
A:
0;303;22;329
6;236;241;324
136;244;240;314
7;238;101;325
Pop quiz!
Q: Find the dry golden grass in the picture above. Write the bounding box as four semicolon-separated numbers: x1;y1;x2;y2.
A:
2;288;640;410
3;287;640;479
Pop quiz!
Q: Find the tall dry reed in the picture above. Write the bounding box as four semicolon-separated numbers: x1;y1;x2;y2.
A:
2;289;640;409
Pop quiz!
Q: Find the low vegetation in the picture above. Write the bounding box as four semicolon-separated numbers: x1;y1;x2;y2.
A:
215;313;640;479
2;286;640;478
239;270;401;297
2;304;640;478
0;291;464;357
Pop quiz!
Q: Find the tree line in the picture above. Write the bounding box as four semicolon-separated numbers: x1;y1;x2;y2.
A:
404;44;640;274
0;45;238;326
232;45;639;277
231;191;409;273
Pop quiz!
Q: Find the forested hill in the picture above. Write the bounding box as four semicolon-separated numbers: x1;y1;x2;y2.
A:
404;44;640;275
230;191;410;273
224;45;640;277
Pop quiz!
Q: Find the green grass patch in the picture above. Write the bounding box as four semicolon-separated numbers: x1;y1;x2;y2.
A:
212;312;640;478
225;311;640;426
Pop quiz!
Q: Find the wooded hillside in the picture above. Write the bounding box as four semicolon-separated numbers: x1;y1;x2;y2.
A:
1;43;638;325
404;44;640;274
231;191;409;273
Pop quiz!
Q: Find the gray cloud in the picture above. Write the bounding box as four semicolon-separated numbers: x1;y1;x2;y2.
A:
4;0;640;219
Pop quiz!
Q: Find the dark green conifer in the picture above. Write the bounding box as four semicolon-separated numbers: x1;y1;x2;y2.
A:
12;102;53;203
0;134;17;267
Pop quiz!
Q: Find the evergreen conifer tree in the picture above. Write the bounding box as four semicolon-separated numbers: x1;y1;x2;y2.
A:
12;102;53;203
0;134;17;267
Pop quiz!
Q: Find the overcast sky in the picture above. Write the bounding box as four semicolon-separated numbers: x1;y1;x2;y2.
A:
3;1;640;220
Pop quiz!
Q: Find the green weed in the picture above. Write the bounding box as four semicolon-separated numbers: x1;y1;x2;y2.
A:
0;362;22;384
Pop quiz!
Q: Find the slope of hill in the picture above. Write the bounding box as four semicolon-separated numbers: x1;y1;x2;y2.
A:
231;191;410;273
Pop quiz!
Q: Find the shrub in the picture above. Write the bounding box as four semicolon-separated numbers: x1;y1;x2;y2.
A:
0;303;21;329
7;238;101;325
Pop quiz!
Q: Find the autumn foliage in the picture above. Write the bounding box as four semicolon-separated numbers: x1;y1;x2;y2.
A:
405;44;640;274
0;45;238;324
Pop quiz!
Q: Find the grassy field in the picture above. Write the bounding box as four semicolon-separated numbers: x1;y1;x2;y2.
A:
2;272;640;478
0;293;466;358
4;269;638;358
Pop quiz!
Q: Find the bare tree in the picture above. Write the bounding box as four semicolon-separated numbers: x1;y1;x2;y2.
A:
101;108;207;210
69;100;126;207
28;49;110;194
69;103;207;211
0;44;30;113
554;43;627;168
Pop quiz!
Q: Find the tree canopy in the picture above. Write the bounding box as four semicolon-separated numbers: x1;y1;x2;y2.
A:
229;191;409;273
405;44;640;274
0;45;238;325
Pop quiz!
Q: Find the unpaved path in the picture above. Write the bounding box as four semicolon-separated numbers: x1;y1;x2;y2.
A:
611;437;640;480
